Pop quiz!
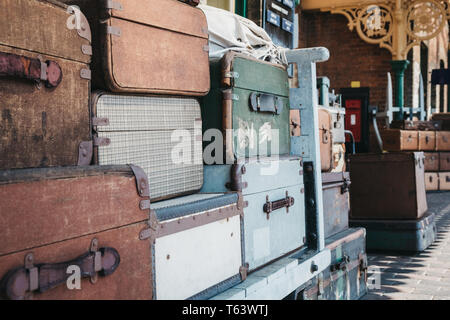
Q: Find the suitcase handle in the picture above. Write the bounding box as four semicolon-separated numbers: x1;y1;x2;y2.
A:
0;52;62;88
0;239;120;300
178;0;200;6
249;93;283;115
263;192;295;220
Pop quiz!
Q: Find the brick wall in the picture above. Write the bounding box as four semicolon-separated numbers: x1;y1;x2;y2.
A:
299;11;393;110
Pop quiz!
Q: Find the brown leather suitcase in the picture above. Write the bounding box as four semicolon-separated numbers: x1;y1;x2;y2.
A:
0;165;152;300
390;120;443;131
440;152;450;171
381;129;419;151
62;0;209;96
418;131;436;151
432;113;450;130
439;172;450;191
319;108;333;172
0;0;92;170
425;173;439;191
349;152;428;220
436;132;450;151
424;152;440;172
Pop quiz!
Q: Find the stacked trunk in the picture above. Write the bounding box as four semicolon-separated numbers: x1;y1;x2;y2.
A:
0;0;249;300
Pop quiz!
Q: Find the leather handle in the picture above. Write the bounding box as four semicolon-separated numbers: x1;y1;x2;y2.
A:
263;193;295;220
0;52;62;88
178;0;200;6
0;241;120;300
249;93;283;115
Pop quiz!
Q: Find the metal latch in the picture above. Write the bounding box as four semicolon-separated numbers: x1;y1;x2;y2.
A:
107;26;122;37
24;253;39;298
224;72;239;79
330;255;350;272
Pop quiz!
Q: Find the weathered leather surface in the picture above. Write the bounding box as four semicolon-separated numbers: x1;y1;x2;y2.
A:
440;152;450;171
437;132;450;151
0;45;91;170
0;166;152;300
425;173;439;191
418;131;436;151
424;152;440;172
62;0;210;95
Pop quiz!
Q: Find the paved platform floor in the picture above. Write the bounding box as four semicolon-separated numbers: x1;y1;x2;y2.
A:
363;192;450;300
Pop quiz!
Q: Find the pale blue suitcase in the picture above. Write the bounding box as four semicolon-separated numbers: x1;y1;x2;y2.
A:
201;156;306;272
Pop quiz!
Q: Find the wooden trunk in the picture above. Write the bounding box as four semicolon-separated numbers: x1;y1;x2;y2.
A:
440;172;450;191
425;173;439;191
436;132;450;151
381;129;419;151
0;166;152;300
0;0;92;170
424;152;440;172
418;131;436;151
440;152;450;171
349;152;428;220
62;0;209;96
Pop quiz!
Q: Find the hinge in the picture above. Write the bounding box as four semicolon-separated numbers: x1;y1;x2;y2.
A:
82;45;92;56
92;117;110;127
93;137;111;147
224;71;239;79
107;26;122;37
77;141;93;166
105;0;123;10
223;90;239;101
139;210;159;242
203;45;210;52
80;68;91;80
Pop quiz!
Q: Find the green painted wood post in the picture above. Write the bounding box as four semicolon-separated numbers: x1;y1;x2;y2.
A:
390;60;410;121
235;0;247;17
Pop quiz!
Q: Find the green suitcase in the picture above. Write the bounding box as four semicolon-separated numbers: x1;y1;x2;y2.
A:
201;52;290;164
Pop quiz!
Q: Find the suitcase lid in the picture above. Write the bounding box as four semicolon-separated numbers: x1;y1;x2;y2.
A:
105;0;208;40
0;165;150;256
221;52;289;97
0;0;92;64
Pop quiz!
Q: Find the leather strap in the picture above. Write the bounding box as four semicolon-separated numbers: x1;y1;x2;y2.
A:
0;245;120;300
249;93;283;115
0;52;62;88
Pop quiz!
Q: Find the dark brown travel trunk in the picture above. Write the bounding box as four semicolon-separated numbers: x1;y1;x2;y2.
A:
0;165;152;300
0;0;92;170
424;152;440;172
349;152;427;220
61;0;210;96
390;120;443;131
381;129;419;151
440;152;450;171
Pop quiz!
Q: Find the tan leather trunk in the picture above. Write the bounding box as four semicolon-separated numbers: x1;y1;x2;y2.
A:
349;152;428;220
436;132;450;151
62;0;210;96
319;108;333;172
381;129;419;151
424;152;440;172
418;131;436;151
425;173;439;191
0;0;92;170
0;166;152;300
440;152;450;171
439;172;450;191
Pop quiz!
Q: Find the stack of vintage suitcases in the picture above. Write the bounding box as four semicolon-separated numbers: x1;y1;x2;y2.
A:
349;118;441;252
0;0;369;300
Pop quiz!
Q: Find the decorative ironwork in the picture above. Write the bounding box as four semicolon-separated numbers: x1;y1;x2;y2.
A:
318;0;450;60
